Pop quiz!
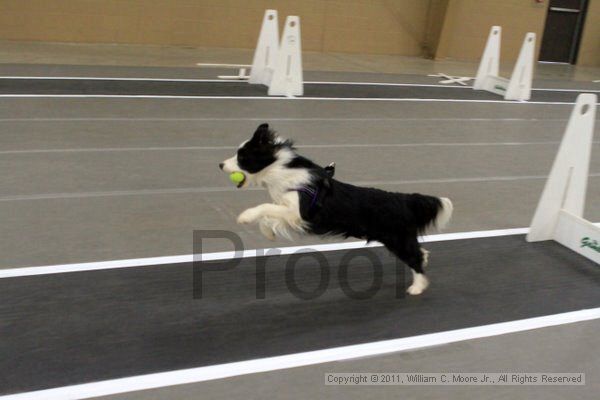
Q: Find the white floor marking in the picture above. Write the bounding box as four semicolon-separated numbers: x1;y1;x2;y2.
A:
310;81;471;89
0;227;528;277
196;63;252;68
4;76;465;88
3;141;598;155
0;187;238;202
1;76;599;93
534;87;600;93
0;94;593;105
6;223;600;278
0;117;573;122
1;308;598;400
0;76;241;83
354;173;600;186
1;174;599;202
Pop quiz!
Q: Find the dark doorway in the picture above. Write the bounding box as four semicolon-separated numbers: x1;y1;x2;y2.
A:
539;0;588;64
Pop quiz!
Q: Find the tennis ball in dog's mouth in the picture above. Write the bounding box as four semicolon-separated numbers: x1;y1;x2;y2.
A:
229;171;246;187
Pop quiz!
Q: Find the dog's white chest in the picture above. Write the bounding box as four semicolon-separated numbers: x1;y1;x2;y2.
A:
268;188;293;206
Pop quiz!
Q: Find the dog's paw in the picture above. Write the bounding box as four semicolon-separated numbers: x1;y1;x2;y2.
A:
237;208;260;224
406;274;429;295
259;221;276;241
407;284;425;295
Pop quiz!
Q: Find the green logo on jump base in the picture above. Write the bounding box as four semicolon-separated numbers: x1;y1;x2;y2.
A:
581;237;600;253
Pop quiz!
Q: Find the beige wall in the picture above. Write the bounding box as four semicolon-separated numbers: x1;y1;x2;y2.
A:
578;0;600;66
0;0;433;56
423;0;449;59
435;0;547;63
0;0;597;65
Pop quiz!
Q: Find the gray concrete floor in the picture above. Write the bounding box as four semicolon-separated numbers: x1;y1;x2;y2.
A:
1;42;599;400
95;319;600;400
1;94;599;268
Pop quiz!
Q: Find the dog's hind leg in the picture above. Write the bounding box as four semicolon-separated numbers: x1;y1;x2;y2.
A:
384;238;429;295
407;269;429;295
404;248;429;295
421;248;430;268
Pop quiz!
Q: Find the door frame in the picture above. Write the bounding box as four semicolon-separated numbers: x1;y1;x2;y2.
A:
569;0;589;64
540;0;590;64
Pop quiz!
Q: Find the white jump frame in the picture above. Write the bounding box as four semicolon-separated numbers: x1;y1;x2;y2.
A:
527;93;599;265
247;10;304;97
474;26;536;102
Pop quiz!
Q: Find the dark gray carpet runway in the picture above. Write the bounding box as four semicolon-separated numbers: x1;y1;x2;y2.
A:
0;78;588;103
1;235;599;395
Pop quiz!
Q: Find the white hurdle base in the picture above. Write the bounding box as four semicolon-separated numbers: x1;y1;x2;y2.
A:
218;67;250;80
527;93;598;265
474;26;535;101
480;75;510;97
554;210;600;264
428;73;473;86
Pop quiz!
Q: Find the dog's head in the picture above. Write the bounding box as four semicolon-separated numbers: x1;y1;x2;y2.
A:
219;123;293;188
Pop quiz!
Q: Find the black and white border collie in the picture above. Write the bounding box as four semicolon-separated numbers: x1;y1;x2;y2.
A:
219;124;453;295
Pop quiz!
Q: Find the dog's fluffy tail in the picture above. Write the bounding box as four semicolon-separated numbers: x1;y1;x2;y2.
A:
434;197;453;231
410;194;453;234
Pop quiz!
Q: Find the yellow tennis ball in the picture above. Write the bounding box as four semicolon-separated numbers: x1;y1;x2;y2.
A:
229;171;246;185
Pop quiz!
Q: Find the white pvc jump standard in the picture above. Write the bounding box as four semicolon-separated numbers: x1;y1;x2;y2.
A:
474;26;536;102
247;10;304;97
527;93;599;265
249;9;279;86
268;16;304;97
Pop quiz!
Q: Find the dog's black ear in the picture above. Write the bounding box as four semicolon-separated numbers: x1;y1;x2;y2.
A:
252;123;273;144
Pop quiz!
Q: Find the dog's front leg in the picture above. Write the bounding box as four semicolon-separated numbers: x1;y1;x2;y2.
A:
237;203;293;225
237;206;264;225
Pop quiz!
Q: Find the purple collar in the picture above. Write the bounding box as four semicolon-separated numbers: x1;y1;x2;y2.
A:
289;186;319;209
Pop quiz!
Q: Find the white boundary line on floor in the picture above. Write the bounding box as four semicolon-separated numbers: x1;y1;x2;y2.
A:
3;76;463;88
5;141;600;155
1;76;599;93
0;76;462;88
0;76;240;83
310;81;600;93
0;117;573;122
0;94;591;106
2;174;599;202
2;307;599;400
196;63;252;68
0;227;531;278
